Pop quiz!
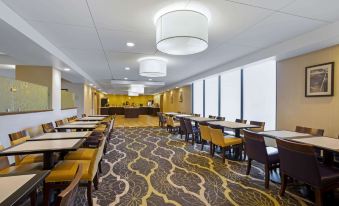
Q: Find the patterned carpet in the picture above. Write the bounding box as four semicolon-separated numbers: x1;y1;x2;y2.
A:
75;127;313;206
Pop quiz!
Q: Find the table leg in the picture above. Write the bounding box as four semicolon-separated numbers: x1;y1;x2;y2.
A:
323;150;334;166
43;152;54;170
234;129;240;137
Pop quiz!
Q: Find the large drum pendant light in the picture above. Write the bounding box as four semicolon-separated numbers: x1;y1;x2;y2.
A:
139;57;167;77
156;10;208;55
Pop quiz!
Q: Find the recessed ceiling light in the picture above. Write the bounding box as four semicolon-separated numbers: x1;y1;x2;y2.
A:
89;83;93;86
0;52;6;55
124;77;128;80
64;68;71;71
175;87;179;89
125;67;130;71
93;85;96;88
126;42;135;47
148;79;152;81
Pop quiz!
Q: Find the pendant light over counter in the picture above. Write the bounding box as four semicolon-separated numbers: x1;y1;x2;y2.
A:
138;57;167;77
155;10;209;55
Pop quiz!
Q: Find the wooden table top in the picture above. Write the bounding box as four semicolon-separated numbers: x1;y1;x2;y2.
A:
0;171;49;206
208;121;260;129
88;115;109;117
29;131;91;141
69;121;101;125
78;117;105;121
175;114;192;118
55;124;98;130
291;136;339;152
0;139;85;155
164;112;178;116
186;116;218;122
259;130;311;139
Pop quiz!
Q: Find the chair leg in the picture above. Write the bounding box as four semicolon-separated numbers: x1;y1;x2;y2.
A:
43;183;50;206
315;188;323;206
99;159;103;173
246;159;252;175
221;147;226;163
93;173;99;190
87;182;93;206
209;142;213;156
280;173;287;196
201;140;205;151
192;134;195;145
30;189;37;206
264;164;270;189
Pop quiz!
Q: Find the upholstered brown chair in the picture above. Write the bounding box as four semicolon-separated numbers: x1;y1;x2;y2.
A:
184;118;199;145
179;118;187;139
244;130;280;189
295;126;324;136
208;115;216;119
216;116;225;121
42;122;56;133
55;120;64;127
277;139;339;206
248;121;265;132
193;114;201;117
56;164;83;206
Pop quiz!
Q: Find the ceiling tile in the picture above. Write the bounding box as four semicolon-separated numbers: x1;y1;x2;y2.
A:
232;12;325;49
281;0;339;22
228;0;296;10
3;0;93;26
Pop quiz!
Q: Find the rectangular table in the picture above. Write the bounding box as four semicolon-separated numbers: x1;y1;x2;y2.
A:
88;115;109;117
0;139;85;169
259;130;311;139
55;124;98;131
175;114;192;118
78;116;106;121
164;112;178;116
29;131;91;141
208;121;260;137
0;171;50;206
185;116;217;123
292;136;339;152
69;121;101;125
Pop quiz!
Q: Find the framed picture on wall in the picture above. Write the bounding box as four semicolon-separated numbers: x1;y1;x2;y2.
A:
305;62;334;97
179;91;183;102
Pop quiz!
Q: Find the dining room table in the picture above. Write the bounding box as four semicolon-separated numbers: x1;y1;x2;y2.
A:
0;138;85;169
174;114;192;119
259;130;312;140
55;124;98;131
68;121;101;125
28;131;91;141
0;170;50;206
88;115;109;117
208;121;261;137
78;116;106;121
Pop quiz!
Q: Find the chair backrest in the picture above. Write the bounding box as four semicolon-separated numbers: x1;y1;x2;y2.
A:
167;117;174;127
249;121;265;132
55;120;64;127
8;131;25;142
216;116;225;121
82;114;86;117
184;119;193;133
235;119;247;124
295;126;324;136
276;139;321;186
42;122;56;133
179;118;186;133
25;125;44;137
243;130;268;164
0;145;10;171
199;124;211;141
194;114;201;117
208;115;216;119
56;164;83;206
209;127;225;147
8;131;31;164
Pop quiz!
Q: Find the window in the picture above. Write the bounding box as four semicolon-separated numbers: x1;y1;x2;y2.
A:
193;80;203;116
243;60;276;130
220;69;241;121
204;75;219;117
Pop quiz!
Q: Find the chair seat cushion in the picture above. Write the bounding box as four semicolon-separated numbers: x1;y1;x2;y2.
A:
64;148;97;160
266;147;279;164
0;162;43;175
319;165;339;186
45;160;92;183
223;136;243;146
19;154;44;165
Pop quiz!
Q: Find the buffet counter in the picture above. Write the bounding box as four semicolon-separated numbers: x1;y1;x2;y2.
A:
100;107;160;118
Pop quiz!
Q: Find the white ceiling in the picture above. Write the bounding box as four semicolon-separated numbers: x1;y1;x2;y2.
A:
2;0;339;94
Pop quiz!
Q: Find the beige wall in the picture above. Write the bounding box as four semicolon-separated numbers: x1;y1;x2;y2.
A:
277;45;339;137
161;85;192;114
84;84;94;115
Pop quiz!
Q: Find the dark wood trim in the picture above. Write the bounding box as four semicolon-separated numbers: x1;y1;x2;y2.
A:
305;62;335;97
0;109;53;116
61;107;78;110
0;170;50;206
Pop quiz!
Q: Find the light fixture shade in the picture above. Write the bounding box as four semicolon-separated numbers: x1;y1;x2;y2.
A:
128;91;139;96
130;84;144;94
156;10;208;55
139;57;167;77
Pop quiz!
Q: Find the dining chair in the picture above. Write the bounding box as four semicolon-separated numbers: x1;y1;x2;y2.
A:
82;114;87;118
295;126;324;136
208;115;217;119
209;126;243;163
216;116;225;121
179;118;187;139
194;114;201;117
248;121;265;132
277;139;339;206
184;118;199;145
56;164;83;206
55;120;65;127
8;131;44;165
166;117;180;133
199;122;212;155
42;122;56;133
243;130;280;189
